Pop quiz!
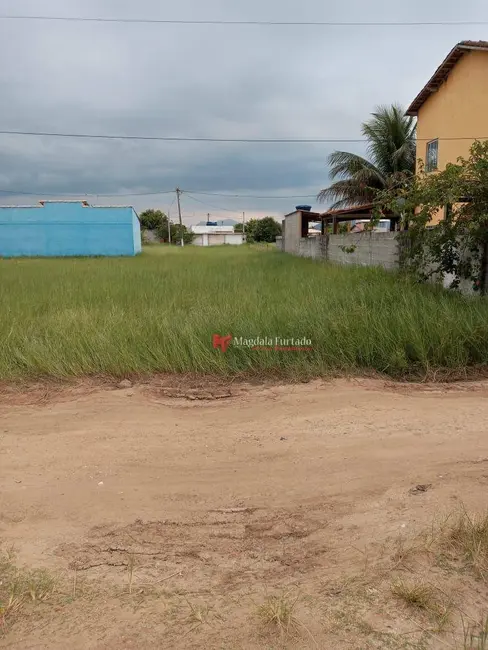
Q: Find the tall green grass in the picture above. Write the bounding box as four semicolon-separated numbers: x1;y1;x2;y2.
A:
1;245;488;380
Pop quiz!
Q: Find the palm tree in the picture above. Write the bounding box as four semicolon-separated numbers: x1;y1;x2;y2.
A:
318;104;416;210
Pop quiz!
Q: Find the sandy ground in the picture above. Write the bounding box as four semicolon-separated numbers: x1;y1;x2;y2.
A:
1;378;488;649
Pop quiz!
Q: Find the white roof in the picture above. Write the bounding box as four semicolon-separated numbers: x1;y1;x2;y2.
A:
192;225;237;234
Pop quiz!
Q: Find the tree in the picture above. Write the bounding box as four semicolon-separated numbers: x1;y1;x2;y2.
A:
139;208;193;245
234;223;244;233
244;218;259;243
171;223;194;246
375;140;488;292
244;217;281;243
253;217;282;243
318;104;416;209
154;218;194;245
155;215;171;242
139;209;166;231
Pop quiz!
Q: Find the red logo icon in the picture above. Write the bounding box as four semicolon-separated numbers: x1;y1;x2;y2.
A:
213;334;233;353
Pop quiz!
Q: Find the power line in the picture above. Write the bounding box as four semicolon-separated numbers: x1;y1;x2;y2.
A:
187;191;318;198
0;129;364;143
1;129;488;143
184;193;243;214
0;187;319;200
0;14;487;27
100;189;174;196
0;187;175;197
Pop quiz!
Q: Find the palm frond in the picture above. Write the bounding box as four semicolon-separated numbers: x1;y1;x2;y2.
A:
319;103;416;207
362;104;416;175
327;151;384;180
317;179;379;209
318;151;387;206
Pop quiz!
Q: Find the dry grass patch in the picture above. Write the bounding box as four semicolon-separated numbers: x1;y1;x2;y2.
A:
0;550;57;631
391;580;452;630
182;597;224;635
256;590;319;647
442;510;488;580
391;580;437;611
463;614;488;649
257;591;301;636
391;536;430;571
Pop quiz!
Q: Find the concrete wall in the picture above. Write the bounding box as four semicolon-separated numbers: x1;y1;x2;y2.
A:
0;201;141;257
142;229;159;243
223;234;244;246
283;212;302;253
286;232;399;270
327;232;399;269
282;228;486;295
298;237;326;259
428;240;488;295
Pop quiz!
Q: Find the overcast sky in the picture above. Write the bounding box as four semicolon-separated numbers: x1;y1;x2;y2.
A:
0;0;487;223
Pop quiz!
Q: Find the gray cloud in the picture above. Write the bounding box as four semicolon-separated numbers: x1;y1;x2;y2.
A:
1;0;488;221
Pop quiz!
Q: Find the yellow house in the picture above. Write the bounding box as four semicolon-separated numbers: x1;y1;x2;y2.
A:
407;40;488;173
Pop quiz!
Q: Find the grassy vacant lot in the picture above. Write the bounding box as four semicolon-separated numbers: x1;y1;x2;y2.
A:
2;245;488;381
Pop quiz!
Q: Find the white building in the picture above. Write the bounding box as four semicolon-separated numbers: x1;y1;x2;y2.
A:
351;219;391;233
191;224;245;247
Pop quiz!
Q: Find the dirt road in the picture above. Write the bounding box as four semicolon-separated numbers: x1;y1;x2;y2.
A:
1;379;488;649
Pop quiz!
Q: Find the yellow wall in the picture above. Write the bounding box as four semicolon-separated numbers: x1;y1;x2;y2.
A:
416;50;488;170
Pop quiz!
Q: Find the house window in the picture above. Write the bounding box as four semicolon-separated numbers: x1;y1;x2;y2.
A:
426;139;438;172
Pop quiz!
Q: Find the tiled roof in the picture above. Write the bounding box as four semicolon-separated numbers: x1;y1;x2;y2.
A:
406;41;488;116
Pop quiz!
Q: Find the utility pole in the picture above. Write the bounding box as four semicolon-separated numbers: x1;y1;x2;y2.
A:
242;212;246;241
176;187;184;247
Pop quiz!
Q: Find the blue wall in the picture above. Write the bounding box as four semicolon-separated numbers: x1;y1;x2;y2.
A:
132;208;142;255
0;201;141;257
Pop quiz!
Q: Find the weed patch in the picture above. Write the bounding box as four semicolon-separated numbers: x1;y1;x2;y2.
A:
0;551;57;631
257;591;302;637
443;510;488;580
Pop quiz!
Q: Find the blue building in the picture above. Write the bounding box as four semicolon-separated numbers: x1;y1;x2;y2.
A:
0;200;142;257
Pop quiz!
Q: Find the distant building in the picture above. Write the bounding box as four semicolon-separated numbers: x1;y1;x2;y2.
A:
194;218;239;227
308;222;323;236
191;224;244;247
0;200;141;257
350;219;391;233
